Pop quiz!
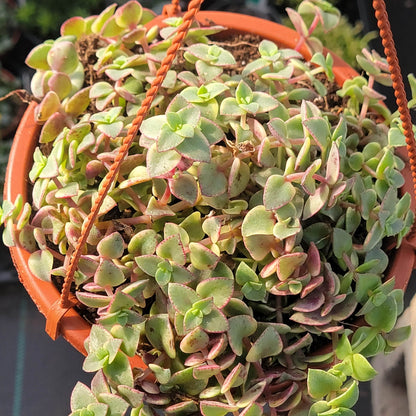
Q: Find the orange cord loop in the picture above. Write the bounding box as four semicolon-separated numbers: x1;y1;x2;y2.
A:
373;0;416;238
58;0;204;311
163;0;182;17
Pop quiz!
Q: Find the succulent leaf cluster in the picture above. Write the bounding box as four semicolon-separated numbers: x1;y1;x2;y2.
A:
1;1;414;415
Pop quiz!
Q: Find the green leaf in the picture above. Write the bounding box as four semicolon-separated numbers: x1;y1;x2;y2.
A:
169;172;198;204
140;115;165;139
189;242;219;270
200;401;239;416
28;250;54;282
156;235;186;265
103;351;134;387
241;205;275;237
201;307;229;333
328;380;359;409
350;353;378;381
365;295;397;332
97;232;124;259
236;261;258;285
246;326;283;362
146;143;181;178
180;327;210;353
332;228;352;258
384;325;411;348
388;126;406;146
276;252;308;281
196;278;233;308
70;382;96;410
228;315;257;356
307;369;343;399
303;117;330;150
94;259;126;287
168;283;199;314
335;332;353;360
263;175;296;210
145;314;176;359
198;163;227;197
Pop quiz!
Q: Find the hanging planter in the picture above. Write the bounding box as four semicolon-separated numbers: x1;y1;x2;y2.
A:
2;0;416;414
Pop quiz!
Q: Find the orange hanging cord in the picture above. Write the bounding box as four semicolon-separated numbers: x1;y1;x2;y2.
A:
45;0;204;337
373;0;416;237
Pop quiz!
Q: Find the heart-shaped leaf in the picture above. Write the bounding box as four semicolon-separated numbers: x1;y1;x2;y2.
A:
246;326;283;362
196;278;233;309
228;315;257;356
264;175;296;211
307;369;343;399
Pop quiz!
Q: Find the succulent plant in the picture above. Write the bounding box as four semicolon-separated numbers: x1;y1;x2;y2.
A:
1;1;414;415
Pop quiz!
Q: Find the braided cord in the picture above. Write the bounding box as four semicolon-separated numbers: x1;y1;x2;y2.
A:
373;0;416;236
60;0;204;308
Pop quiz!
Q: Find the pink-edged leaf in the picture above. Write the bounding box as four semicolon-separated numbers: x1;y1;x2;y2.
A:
303;183;329;220
202;307;229;333
286;8;308;37
217;352;236;371
200;401;239;416
228;157;250;198
48;72;72;100
165;401;198;415
246;327;283;362
156;234;186;265
330;293;358;321
193;364;222;380
196;277;233;309
228;315;257;356
207;334;228;360
198;162;227;197
268;382;299;408
180;327;210;354
244;235;276;261
236;380;267;407
35;92;61;122
189;242;219;270
283;333;313;355
301;275;324;298
184;353;205;367
221;363;245;393
260;258;279;278
147;143;181;178
321;293;347;316
306;242;321;277
168;283;199;314
276;252;308;281
325;142;340;186
293;291;325;313
39;112;67;143
76;292;111;308
60;16;87;37
290;310;332;326
169;172;199;205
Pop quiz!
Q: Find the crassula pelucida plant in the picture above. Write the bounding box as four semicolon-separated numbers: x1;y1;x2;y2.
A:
1;1;414;415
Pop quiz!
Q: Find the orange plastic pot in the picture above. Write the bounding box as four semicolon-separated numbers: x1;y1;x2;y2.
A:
4;11;416;368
